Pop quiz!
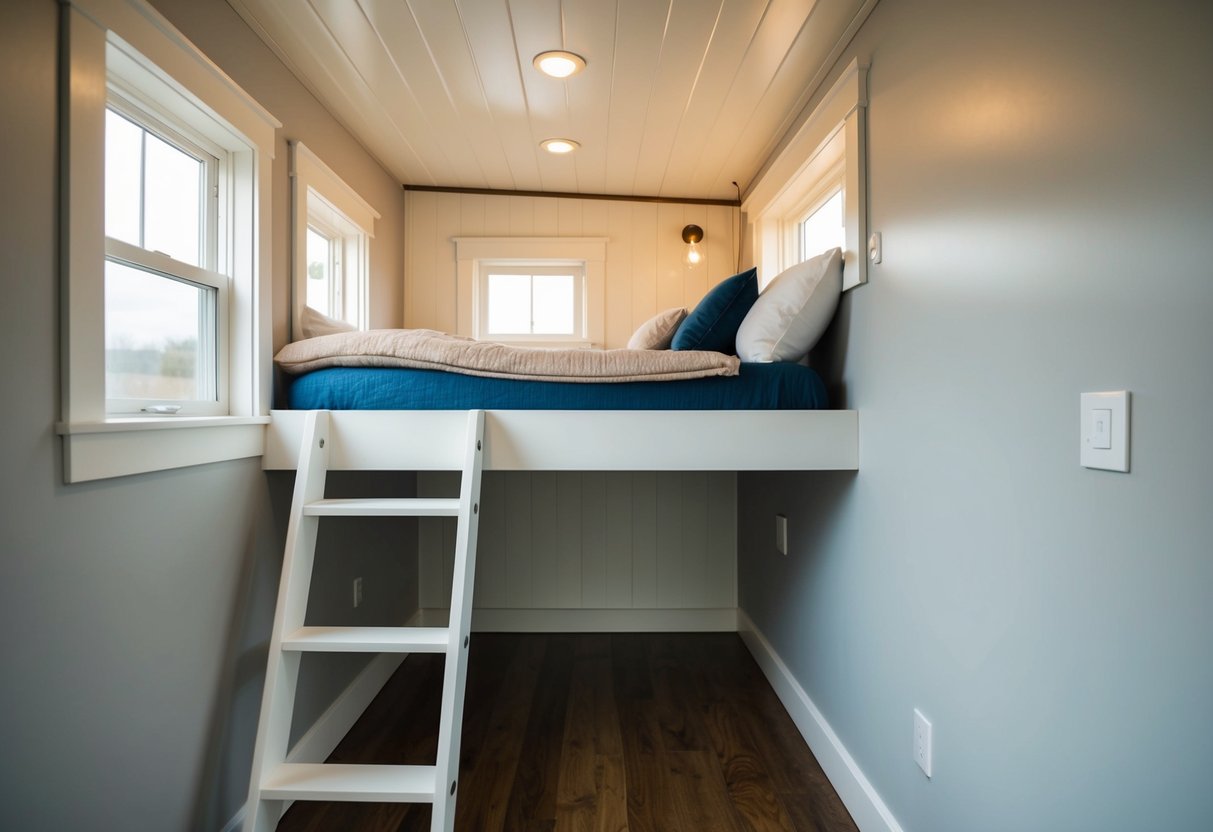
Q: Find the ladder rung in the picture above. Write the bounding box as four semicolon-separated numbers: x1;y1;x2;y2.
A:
261;763;437;802
281;626;450;653
303;498;461;517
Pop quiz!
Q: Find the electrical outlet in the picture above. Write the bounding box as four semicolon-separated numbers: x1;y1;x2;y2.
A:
353;577;364;608
913;708;933;778
775;514;788;555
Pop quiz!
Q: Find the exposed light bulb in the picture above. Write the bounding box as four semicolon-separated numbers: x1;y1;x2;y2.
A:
684;241;702;266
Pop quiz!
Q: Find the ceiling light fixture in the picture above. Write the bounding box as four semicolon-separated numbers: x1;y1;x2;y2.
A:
533;50;586;78
541;138;580;155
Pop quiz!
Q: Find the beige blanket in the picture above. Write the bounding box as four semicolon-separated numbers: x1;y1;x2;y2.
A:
274;329;740;383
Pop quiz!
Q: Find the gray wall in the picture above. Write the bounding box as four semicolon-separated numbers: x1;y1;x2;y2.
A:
738;1;1213;830
0;1;414;829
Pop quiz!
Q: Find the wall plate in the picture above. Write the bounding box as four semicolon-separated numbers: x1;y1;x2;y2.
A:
1080;391;1130;472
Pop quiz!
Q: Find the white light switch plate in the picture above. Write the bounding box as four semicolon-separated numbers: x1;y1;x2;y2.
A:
1080;391;1130;472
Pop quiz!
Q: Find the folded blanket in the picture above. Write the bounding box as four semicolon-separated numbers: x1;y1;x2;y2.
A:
274;329;740;383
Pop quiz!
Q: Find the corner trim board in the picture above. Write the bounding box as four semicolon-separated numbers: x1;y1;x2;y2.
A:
737;610;905;832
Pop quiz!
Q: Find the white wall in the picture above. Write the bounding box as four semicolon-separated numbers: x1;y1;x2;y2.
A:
738;0;1213;830
0;2;414;830
404;190;740;348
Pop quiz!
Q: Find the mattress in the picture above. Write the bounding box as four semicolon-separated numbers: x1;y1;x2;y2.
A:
286;362;828;411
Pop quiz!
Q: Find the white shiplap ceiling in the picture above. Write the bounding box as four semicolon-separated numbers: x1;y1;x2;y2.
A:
228;0;874;200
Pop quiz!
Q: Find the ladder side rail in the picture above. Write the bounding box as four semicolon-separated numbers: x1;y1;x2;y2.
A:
244;410;332;832
431;410;486;831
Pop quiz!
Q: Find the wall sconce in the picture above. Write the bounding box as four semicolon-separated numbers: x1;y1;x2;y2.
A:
682;224;703;266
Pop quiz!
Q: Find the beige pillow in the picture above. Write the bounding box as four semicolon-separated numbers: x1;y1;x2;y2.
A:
300;305;356;339
627;307;687;350
736;247;842;362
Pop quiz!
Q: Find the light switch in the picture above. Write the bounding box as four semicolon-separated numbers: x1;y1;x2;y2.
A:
1090;408;1112;450
1080;391;1130;472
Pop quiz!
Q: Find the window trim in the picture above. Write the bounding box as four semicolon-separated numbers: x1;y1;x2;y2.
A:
290;141;378;339
453;237;607;348
59;0;280;482
743;59;868;291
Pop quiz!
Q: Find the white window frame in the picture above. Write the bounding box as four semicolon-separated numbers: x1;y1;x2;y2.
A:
453;237;607;349
744;59;868;291
58;0;279;483
291;142;378;339
477;263;588;343
103;88;228;416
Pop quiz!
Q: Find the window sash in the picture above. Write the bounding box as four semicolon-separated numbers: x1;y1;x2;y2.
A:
104;237;229;416
477;263;587;342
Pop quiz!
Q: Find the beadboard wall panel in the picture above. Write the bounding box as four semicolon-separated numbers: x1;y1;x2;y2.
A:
404;190;740;349
418;471;737;611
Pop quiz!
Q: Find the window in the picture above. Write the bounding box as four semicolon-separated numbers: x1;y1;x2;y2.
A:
103;96;228;415
480;265;585;342
743;59;868;291
798;188;845;264
59;0;279;482
291;142;377;339
453;237;607;348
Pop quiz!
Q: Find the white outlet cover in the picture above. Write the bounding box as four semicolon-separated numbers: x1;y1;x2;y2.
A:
913;708;933;778
1080;391;1130;472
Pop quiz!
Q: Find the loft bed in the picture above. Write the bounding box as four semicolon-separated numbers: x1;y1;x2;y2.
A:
247;263;858;829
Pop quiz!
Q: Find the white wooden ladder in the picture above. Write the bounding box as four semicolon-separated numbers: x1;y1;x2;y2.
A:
244;409;485;832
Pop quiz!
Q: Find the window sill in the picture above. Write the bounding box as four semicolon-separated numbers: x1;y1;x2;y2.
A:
57;415;271;483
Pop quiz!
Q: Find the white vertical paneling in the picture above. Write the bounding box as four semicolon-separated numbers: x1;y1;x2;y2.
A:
604;471;634;608
557;198;583;236
681;472;710;608
474;471;508;608
434;192;460;334
581;473;607;608
530;472;561;606
405;191;438;329
564;0;619;195
631;472;658;609
533;197;559;235
484;195;510;235
630;202;658;332
505;472;533;608
555;472;583;606
706;203;738;283
655;472;683;608
656;204;684;313
705;472;737;608
508;195;533;235
605;202;634;348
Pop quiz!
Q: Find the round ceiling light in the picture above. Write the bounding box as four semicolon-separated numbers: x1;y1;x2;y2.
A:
533;50;586;78
541;138;580;155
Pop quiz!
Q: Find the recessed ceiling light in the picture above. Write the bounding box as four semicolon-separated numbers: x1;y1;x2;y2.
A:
533;50;586;78
541;138;580;155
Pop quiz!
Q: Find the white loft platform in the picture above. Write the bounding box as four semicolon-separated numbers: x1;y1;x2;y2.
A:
264;409;858;472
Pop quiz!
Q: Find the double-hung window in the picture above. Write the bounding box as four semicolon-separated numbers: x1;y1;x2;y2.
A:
104;95;228;415
59;0;279;482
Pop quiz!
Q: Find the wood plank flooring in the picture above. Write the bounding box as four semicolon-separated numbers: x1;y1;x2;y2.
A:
277;633;859;832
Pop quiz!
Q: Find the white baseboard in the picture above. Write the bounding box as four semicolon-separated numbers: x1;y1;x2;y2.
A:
737;610;904;832
219;614;420;832
416;606;738;632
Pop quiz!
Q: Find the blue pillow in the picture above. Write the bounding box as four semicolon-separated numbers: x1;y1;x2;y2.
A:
670;267;759;354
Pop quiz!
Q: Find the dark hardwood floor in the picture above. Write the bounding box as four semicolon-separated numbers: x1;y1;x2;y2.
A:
277;633;859;832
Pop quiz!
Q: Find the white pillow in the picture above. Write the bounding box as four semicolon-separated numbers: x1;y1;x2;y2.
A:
627;307;687;350
736;247;842;362
300;305;357;339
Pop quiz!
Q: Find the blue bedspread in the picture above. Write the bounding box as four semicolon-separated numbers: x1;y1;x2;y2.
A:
286;363;828;410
